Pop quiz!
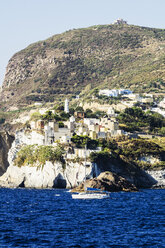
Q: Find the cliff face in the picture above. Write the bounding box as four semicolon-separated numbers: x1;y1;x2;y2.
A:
0;161;98;189
0;129;101;188
1;24;165;108
0;129;164;189
0;132;14;176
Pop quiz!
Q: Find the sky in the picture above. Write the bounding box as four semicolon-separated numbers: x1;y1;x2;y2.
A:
1;0;165;85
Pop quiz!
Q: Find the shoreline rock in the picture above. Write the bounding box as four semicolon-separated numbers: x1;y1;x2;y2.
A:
0;130;164;190
0;161;98;189
146;169;165;189
0;131;14;176
71;171;138;192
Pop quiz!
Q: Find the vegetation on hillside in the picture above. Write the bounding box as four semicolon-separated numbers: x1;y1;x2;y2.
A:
14;145;65;168
2;24;165;106
89;136;165;171
117;107;165;133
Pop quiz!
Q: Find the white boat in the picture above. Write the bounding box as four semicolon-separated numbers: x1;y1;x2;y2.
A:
71;145;110;199
72;188;110;199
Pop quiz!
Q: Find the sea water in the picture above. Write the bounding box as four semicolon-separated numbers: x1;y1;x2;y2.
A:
0;188;164;248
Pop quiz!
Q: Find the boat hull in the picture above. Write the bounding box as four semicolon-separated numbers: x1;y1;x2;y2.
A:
72;192;110;199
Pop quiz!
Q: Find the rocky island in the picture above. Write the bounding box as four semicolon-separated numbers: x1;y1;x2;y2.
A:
0;23;165;191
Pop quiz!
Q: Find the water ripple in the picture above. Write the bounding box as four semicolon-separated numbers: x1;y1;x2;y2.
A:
0;188;164;247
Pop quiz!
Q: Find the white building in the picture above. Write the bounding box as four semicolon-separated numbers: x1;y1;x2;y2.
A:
113;19;127;25
84;118;100;126
74;147;102;158
99;89;132;98
118;89;132;95
34;102;42;107
99;89;119;97
88;124;100;133
70;116;75;122
44;125;55;145
54;128;71;141
124;94;141;102
77;126;89;136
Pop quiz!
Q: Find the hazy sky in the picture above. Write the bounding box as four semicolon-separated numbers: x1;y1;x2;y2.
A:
1;0;165;85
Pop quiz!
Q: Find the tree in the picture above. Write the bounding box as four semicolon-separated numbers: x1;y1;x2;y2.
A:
75;106;84;112
42;111;54;120
71;135;98;149
60;111;70;120
69;108;75;115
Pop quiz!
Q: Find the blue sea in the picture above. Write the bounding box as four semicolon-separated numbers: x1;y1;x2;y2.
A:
0;188;164;248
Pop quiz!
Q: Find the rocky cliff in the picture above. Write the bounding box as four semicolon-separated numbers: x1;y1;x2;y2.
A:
0;129;164;189
1;24;165;108
0;160;98;189
0;131;14;176
0;129;101;188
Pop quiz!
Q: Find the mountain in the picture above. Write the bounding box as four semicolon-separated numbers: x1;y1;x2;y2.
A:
1;23;165;108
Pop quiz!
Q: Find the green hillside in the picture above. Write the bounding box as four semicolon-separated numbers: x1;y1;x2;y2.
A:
1;23;165;106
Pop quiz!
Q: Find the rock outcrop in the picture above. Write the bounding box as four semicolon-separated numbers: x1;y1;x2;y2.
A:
0;130;165;191
0;129;100;189
0;131;14;176
72;171;138;192
0;129;164;189
0;161;99;189
146;169;165;188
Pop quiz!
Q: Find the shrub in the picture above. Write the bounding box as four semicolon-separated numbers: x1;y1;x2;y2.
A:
14;145;65;167
58;121;64;128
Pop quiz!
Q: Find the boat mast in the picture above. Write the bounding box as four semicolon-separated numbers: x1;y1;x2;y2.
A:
84;144;87;191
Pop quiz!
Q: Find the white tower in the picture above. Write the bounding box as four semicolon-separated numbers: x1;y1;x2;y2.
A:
64;98;69;113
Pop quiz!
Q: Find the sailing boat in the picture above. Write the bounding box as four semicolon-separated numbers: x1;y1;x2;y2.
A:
71;187;110;199
71;145;110;199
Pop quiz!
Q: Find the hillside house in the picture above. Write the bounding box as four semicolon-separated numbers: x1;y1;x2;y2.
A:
84;118;100;126
66;147;102;159
74;111;85;119
99;89;119;97
30;120;45;130
54;128;72;141
113;19;127;25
